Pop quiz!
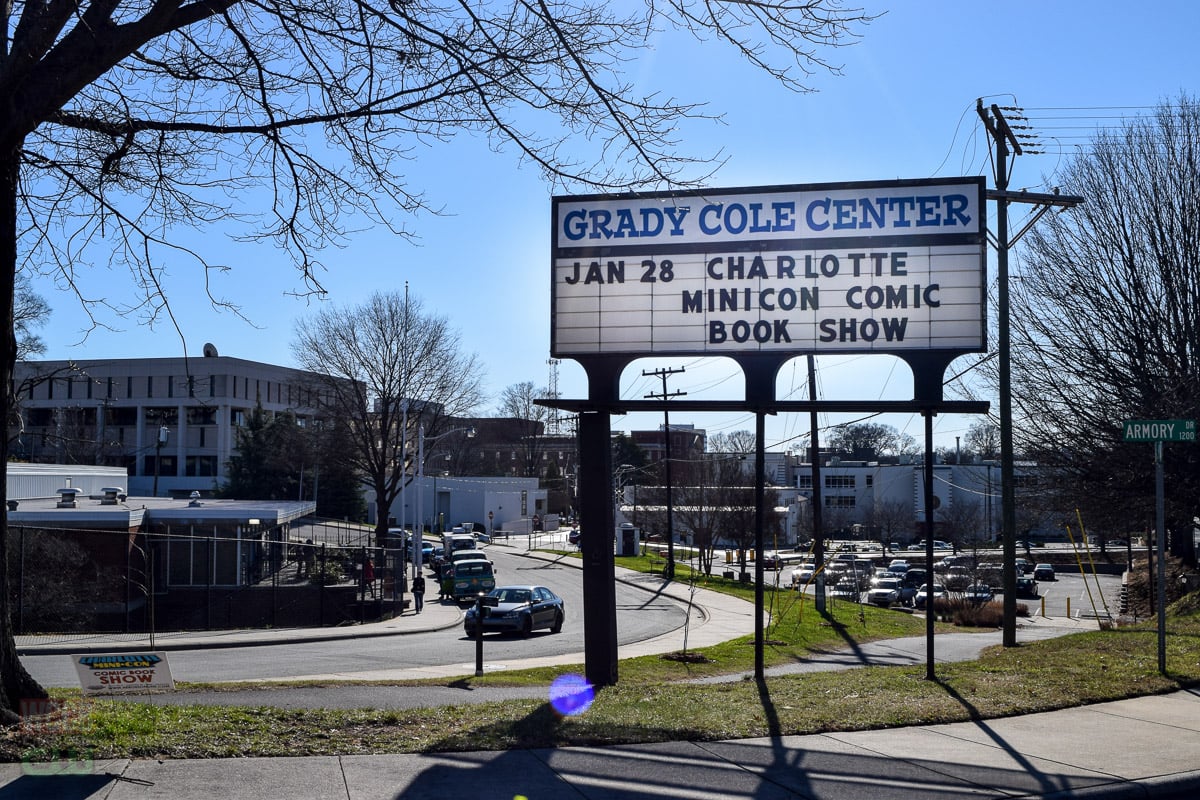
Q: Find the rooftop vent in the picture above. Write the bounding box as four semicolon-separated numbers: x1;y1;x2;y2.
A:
100;487;125;506
56;488;80;508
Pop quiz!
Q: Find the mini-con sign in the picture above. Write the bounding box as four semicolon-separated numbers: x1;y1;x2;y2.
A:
550;177;986;357
1122;419;1197;443
72;652;175;695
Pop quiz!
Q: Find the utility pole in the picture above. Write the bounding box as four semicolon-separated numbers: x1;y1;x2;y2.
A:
807;355;826;612
977;99;1083;646
644;366;686;580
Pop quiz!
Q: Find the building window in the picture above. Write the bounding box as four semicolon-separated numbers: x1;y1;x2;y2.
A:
797;475;813;489
147;376;154;398
866;475;874;487
106;377;114;399
167;376;174;398
28;409;53;427
825;475;856;489
186;456;218;477
127;376;133;399
187;406;216;426
824;495;856;508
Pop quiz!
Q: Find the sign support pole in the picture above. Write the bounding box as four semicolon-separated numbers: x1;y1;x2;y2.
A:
1155;439;1167;675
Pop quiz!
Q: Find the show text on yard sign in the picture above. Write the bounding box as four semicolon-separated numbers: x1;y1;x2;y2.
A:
551;177;987;357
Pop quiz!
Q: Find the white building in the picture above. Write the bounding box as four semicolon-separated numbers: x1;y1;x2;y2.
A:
369;475;548;535
793;457;1024;542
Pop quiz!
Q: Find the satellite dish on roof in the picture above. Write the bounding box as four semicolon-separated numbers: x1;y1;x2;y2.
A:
202;343;219;357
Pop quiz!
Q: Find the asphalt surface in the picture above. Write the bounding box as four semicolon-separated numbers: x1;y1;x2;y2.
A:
8;545;1200;799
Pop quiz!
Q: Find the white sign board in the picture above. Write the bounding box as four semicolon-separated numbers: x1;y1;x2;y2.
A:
72;652;175;695
551;178;986;357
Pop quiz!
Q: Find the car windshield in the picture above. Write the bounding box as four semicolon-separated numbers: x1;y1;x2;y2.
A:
494;588;531;603
876;579;899;589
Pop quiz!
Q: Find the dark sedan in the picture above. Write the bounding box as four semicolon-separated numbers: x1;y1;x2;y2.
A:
463;585;565;637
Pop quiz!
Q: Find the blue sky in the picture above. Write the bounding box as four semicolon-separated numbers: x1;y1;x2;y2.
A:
28;1;1200;452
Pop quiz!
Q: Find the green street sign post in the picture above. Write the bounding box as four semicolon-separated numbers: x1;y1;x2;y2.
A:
1122;418;1196;674
1122;419;1197;442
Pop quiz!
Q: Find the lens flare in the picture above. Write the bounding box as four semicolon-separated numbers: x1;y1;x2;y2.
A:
548;673;594;716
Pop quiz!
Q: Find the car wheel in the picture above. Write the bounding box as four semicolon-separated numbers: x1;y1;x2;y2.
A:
464;625;475;637
521;614;533;637
550;610;563;634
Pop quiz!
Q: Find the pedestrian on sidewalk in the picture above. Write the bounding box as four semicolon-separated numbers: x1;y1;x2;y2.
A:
363;557;376;598
412;574;425;613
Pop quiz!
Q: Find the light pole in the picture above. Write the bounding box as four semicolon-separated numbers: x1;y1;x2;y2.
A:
414;423;475;578
151;424;169;497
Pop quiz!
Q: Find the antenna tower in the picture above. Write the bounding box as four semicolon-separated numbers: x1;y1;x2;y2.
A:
547;358;561;435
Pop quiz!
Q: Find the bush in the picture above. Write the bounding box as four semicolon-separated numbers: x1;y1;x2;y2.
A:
309;559;345;586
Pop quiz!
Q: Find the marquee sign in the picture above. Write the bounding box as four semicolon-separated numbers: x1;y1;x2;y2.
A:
551;177;987;357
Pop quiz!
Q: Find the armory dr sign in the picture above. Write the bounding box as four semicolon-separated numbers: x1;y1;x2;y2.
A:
1122;419;1197;442
551;177;986;357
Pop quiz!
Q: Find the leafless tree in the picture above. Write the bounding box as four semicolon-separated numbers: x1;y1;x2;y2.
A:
870;499;913;553
1005;95;1200;555
13;271;46;361
936;499;983;552
0;0;873;719
964;421;1000;462
826;422;917;460
496;381;552;478
292;292;483;544
708;430;757;455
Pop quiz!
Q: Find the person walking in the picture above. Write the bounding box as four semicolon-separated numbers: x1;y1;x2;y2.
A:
363;557;376;598
411;574;425;614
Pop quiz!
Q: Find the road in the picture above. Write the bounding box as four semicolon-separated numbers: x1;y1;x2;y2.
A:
20;538;1123;690
20;545;689;688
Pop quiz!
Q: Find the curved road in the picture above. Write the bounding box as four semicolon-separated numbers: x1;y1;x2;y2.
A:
20;546;690;688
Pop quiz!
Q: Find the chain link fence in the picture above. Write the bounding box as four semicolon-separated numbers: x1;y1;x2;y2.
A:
10;518;410;649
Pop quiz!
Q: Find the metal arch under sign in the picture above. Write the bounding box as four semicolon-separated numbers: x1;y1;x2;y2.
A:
545;178;991;689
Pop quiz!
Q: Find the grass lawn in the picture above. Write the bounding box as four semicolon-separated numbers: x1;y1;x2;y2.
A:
5;555;1198;762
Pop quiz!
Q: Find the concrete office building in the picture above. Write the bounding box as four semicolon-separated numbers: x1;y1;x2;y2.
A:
12;351;332;498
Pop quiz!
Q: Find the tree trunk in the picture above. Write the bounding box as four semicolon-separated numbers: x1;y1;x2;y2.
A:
0;144;49;721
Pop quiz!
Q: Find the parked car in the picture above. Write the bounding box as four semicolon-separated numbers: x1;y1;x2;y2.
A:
1014;558;1031;575
759;551;785;569
867;578;911;607
1033;563;1056;582
869;568;893;587
887;559;910;575
463;585;565;637
902;568;928;590
1015;576;1040;598
830;578;862;601
913;583;948;610
963;584;994;604
944;566;972;590
790;563;818;588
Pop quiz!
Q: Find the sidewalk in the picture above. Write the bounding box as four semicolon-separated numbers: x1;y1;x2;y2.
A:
10;548;1200;799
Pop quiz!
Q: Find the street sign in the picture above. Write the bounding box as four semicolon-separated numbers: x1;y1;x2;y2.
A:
1122;419;1196;442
